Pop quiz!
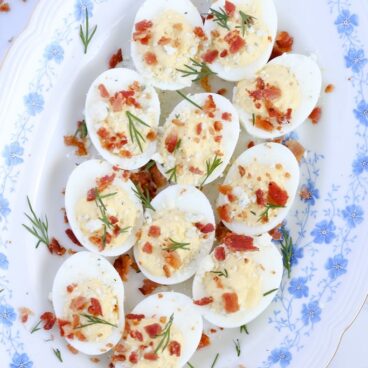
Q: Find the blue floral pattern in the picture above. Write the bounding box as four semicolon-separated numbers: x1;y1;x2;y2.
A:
301;301;322;325
335;9;358;35
10;353;33;368
288;277;309;299
74;0;93;21
44;43;64;63
325;254;348;280
310;220;336;244
268;348;292;368
0;193;11;219
0;253;8;270
23;93;44;116
2;142;24;167
0;304;16;327
345;48;368;73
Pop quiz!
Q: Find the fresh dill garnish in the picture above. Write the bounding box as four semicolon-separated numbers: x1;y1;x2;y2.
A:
240;324;249;334
75;313;118;329
166;166;178;183
173;139;182;153
257;203;285;222
250;210;256;216
154;314;174;353
79;9;97;54
201;155;223;187
280;228;293;278
211;269;229;278
132;184;156;211
30;320;42;334
94;190;117;230
74;120;88;139
263;288;278;297
162;239;190;252
209;7;230;30
176;58;217;82
211;353;220;368
126;111;150;153
234;338;241;356
176;91;203;110
237;11;256;36
187;363;195;368
252;113;256;126
53;348;63;363
23;196;50;248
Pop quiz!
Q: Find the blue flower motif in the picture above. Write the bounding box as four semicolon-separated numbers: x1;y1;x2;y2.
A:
44;43;64;63
301;300;321;325
24;93;44;116
0;253;8;270
2;142;24;166
342;204;364;228
325;254;348;280
300;180;320;206
354;100;368;127
74;0;93;21
352;154;368;175
0;304;16;327
282;131;299;143
288;277;309;299
10;353;33;368
0;193;11;219
268;348;292;368
335;10;358;36
310;220;336;244
290;246;304;266
345;48;368;73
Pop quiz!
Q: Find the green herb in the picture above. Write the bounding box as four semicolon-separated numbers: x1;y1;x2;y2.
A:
76;313;118;329
23;196;50;248
166;166;178;183
53;348;63;363
280;228;293;278
176;91;203;110
154;314;174;353
250;210;256;216
211;353;220;368
176;58;217;82
173;139;182;153
234;338;241;356
94;190;117;230
145;160;156;170
237;11;255;36
211;269;228;278
101;224;107;249
263;288;278;297
74;120;88;139
30;320;42;334
79;9;97;54
201;155;223;187
126;111;150;153
240;324;249;334
252;113;256;126
163;238;190;252
257;203;285;222
187;363;195;368
209;7;230;30
132;184;156;211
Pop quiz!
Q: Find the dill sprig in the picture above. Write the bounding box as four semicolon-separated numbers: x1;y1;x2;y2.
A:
211;353;220;368
280;228;293;278
74;120;88;139
23;196;50;248
154;314;174;353
79;9;97;54
240;324;249;334
211;269;228;278
263;288;278;297
163;239;190;252
30;320;42;334
132;184;155;211
176;91;203;110
187;363;195;368
126;111;150;153
173;139;182;153
176;58;217;82
201;155;223;187
53;348;63;363
75;313;118;329
209;7;230;30
237;11;256;36
234;338;241;356
257;203;285;222
252;113;256;126
166;166;178;183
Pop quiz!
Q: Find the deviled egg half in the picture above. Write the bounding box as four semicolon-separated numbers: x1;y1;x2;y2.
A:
85;68;160;170
216;142;300;235
65;160;143;257
192;233;282;328
111;292;203;368
52;252;125;355
233;53;322;139
155;93;239;187
203;0;277;81
131;0;205;90
134;185;215;285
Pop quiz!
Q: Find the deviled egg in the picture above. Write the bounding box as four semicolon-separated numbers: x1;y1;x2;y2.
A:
111;292;203;367
155;93;239;186
131;0;205;90
85;68;160;170
233;53;322;139
202;0;277;81
134;185;215;284
52;252;125;355
65;160;143;257
192;233;282;328
216;142;300;235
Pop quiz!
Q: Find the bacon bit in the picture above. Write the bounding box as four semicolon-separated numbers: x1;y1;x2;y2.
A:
224;0;236;16
75;330;86;342
269;225;282;241
146;130;157;141
255;189;266;206
173;23;183;31
194;26;206;39
164;252;182;269
165;133;178;153
129;351;139;364
149;164;167;189
222;292;240;313
114;254;134;282
202;49;219;64
112;354;127;363
195;122;202;135
19;308;33;323
221;112;232;121
168;341;181;357
220;49;229;58
213;275;224;289
325;84;335;93
98;84;110;98
285;140;305;163
247;140;255;149
70;296;88;312
142;242;153;254
120;150;132;158
163;264;171;277
88;298;103;316
195;223;215;233
193;297;214;306
90;357;100;363
308;107;322;124
67;344;79;355
217;204;231;223
57;319;71;337
189;166;204;175
135;20;153;32
198;333;211;349
217;88;227;96
63;135;88;156
126;314;145;321
144;323;162;338
72;314;80;328
158;36;171;46
227;193;238;202
130;330;144;342
48;238;66;256
223;233;258;252
0;2;10;12
268;181;289;206
203;95;217;113
40;312;56;330
139;279;160;295
97;174;115;192
270;31;294;60
148;225;161;238
224;30;245;54
144;52;157;65
144;352;159;361
87;188;97;201
65;229;82;246
172;118;185;127
214;246;226;261
249;78;282;101
219;184;233;195
200;76;212;92
214;121;223;131
238;165;246;177
254;115;274;132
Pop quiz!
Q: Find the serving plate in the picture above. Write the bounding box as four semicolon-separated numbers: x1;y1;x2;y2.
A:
0;0;367;367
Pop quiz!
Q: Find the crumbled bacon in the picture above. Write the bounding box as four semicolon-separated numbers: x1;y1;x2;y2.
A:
189;166;203;175
224;1;236;16
238;165;246;177
65;229;82;246
217;88;227;96
139;279;160;295
168;341;181;356
165;133;178;153
143;352;159;361
64;135;88;156
202;50;219;64
224;30;245;54
67;344;79;354
144;52;158;65
285;140;305;163
247;140;255;149
195;223;215;233
114;254;134;282
220;49;228;58
0;2;10;12
325;84;335;93
97;174;115;192
135;20;153;32
48;238;66;256
130;330;143;342
57;319;71;337
196;123;202;135
203;95;217;113
269;225;283;241
19;307;33;323
164;251;182;269
223;233;258;252
98;83;110;98
249;78;281;102
254;115;274;132
148;225;161;238
215;222;230;242
129;351;139;364
70;296;88;312
142;242;153;254
200;76;212;92
219;184;232;195
193;297;214;306
193;26;206;39
133;20;153;45
222;292;239;313
214;246;226;261
222;112;232;121
308;107;322;124
88;298;103;316
214;121;223;131
217;204;231;223
158;36;171;45
144;323;162;338
87;188;97;201
126;314;145;321
198;333;211;349
270;31;294;60
109;48;123;68
255;189;266;206
40;312;56;330
268;181;289;206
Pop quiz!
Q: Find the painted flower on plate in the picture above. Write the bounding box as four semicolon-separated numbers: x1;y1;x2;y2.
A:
0;253;8;270
300;180;320;206
0;304;16;327
345;48;368;73
44;43;64;64
325;254;348;280
2;142;24;167
335;10;358;36
354;100;368;127
290;246;304;267
352;154;368;175
74;0;93;21
310;220;336;244
0;193;11;219
301;300;321;325
24;93;44;116
268;347;292;368
10;353;33;368
342;204;364;228
288;277;309;299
